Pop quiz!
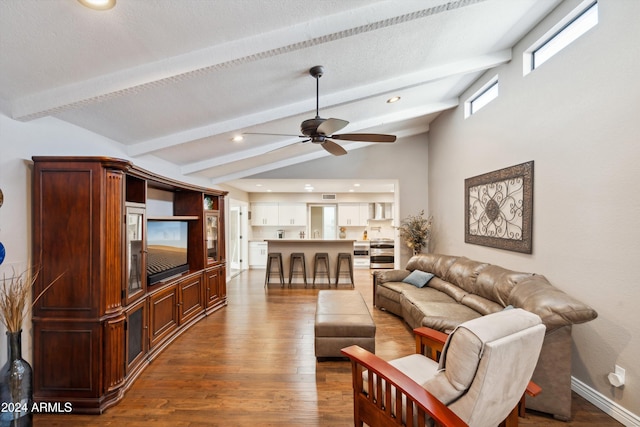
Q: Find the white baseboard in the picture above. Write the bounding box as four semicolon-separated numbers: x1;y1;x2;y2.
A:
572;377;640;426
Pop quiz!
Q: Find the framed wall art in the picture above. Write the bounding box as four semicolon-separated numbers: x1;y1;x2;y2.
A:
465;161;533;253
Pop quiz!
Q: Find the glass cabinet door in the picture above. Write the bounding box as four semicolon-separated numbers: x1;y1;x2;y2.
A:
205;211;219;264
125;205;146;303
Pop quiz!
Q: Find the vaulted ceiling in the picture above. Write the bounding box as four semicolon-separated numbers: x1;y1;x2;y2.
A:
0;0;560;189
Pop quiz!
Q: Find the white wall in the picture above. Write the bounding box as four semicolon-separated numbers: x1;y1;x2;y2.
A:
250;133;430;265
428;0;640;418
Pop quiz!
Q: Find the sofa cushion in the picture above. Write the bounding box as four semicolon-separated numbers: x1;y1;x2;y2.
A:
402;270;434;288
406;253;458;278
509;275;598;330
375;269;411;285
445;258;489;294
426;277;468;302
475;265;533;306
421;309;482;334
402;285;457;303
400;288;458;329
461;294;504;315
378;280;417;298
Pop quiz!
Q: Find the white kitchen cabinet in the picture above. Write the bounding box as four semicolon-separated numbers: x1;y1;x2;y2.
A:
338;203;369;226
250;203;279;226
249;242;268;268
278;203;307;226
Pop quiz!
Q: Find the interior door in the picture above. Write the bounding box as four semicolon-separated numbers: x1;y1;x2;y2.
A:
228;201;246;277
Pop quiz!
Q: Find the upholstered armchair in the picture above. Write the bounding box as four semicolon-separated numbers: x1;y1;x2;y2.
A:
341;308;546;427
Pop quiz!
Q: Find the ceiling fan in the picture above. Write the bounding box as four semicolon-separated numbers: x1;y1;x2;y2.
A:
246;65;396;156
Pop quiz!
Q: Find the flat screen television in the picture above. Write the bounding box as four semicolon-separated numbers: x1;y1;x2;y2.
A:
147;219;189;285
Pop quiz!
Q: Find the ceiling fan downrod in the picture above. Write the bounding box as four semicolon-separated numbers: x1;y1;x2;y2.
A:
309;65;324;119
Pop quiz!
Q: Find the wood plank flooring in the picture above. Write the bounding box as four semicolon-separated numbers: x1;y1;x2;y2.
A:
35;269;621;426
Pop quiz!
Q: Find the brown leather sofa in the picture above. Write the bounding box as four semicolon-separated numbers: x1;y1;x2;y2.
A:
373;253;598;421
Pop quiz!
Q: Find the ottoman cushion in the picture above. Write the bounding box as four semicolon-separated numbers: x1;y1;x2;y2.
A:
315;290;376;358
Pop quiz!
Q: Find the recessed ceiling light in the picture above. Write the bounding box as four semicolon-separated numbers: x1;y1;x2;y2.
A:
78;0;116;10
256;184;263;187
349;189;354;192
353;183;361;187
231;135;244;142
386;96;401;104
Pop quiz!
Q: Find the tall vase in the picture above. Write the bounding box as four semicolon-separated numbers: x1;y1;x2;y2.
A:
0;331;33;427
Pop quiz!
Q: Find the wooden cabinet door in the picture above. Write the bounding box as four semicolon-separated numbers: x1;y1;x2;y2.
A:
204;265;226;309
177;274;204;325
125;299;148;375
148;285;179;349
124;204;146;305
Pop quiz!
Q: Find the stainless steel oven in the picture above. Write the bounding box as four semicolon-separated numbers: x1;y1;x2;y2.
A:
353;240;370;269
370;238;394;269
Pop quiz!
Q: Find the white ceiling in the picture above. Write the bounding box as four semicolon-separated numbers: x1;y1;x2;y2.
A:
0;0;561;192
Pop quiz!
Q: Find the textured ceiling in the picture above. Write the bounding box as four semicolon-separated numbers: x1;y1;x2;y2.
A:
0;0;561;191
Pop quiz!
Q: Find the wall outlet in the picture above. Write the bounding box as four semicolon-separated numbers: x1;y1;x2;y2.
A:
608;364;626;387
615;365;626;381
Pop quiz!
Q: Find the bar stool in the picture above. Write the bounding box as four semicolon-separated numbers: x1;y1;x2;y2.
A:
335;252;354;288
289;252;308;287
264;252;284;288
313;252;331;287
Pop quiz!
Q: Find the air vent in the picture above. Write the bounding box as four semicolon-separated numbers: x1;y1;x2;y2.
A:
322;194;337;200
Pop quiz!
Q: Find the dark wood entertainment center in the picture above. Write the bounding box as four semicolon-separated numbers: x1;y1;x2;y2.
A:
31;156;227;414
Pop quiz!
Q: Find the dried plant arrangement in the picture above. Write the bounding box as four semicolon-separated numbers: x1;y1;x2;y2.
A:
0;266;62;333
396;210;433;255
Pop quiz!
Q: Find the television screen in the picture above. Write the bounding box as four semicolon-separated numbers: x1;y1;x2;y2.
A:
147;220;189;284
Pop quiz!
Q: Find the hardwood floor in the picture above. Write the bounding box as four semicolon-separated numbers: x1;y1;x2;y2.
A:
35;269;621;426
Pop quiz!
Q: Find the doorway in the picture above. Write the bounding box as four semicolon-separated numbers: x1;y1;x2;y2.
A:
228;200;248;278
309;204;337;239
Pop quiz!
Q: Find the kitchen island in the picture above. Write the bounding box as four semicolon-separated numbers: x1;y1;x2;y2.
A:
264;239;355;285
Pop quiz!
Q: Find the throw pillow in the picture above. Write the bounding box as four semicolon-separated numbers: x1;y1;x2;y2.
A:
402;270;435;288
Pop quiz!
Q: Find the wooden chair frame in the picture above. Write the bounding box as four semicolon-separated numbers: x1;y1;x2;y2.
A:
341;326;541;427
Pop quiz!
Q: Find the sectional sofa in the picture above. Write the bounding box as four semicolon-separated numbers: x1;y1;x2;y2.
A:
373;253;598;421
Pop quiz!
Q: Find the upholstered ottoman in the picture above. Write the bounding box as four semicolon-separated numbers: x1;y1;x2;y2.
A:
314;290;376;359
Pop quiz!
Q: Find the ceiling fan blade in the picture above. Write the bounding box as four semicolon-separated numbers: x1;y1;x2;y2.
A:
317;118;349;136
321;140;348;156
330;133;396;143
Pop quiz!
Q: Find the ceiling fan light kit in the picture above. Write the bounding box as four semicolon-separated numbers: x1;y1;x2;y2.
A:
77;0;116;10
246;65;396;156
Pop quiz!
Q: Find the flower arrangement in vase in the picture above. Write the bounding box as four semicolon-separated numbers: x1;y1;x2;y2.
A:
396;210;433;255
0;267;61;426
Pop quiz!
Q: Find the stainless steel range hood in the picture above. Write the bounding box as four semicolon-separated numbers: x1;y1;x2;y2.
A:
369;203;392;220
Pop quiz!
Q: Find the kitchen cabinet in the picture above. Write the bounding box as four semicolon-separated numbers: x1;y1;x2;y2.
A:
249;241;268;268
250;203;279;225
338;203;369;226
278;203;307;226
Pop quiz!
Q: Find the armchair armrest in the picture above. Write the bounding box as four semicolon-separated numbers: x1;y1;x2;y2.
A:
341;345;468;427
414;327;448;361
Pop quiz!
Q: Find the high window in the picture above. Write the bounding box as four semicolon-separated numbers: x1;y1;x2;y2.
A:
465;75;499;118
524;0;598;75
